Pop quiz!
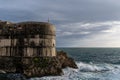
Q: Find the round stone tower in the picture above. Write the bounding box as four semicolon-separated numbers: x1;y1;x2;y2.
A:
16;22;56;57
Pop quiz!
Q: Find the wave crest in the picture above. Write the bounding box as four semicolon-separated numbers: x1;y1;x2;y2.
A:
77;62;115;72
30;62;120;80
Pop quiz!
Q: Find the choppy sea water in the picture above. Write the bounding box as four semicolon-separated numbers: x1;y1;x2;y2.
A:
29;48;120;80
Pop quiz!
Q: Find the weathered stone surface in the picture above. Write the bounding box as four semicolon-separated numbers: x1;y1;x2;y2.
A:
23;57;63;77
0;21;56;57
0;51;77;78
57;51;78;69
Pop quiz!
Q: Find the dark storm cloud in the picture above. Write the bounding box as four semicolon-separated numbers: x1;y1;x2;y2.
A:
46;0;120;24
0;9;38;22
1;0;120;22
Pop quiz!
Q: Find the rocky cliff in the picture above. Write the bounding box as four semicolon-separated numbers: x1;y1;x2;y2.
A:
23;51;78;78
0;51;78;79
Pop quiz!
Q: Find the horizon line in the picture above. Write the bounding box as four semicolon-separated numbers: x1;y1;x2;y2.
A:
56;47;120;48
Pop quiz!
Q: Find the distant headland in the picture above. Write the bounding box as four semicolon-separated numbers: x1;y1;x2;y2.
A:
0;20;77;79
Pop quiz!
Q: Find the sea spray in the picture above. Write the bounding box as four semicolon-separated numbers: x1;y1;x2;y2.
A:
31;62;120;80
29;47;120;80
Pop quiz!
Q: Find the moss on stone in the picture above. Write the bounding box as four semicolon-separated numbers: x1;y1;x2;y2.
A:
33;57;49;68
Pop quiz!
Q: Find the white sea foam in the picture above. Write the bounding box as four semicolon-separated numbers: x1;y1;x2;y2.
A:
29;62;120;80
77;62;114;72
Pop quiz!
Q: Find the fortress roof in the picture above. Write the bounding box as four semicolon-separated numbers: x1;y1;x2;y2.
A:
17;21;53;25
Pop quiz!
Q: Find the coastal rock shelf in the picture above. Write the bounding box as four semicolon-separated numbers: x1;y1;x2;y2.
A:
0;51;77;78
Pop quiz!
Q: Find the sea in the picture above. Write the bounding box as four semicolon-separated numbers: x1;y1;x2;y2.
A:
29;48;120;80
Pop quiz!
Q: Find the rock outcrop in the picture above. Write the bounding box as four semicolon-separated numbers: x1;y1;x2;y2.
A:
0;51;77;78
23;51;78;78
57;51;78;69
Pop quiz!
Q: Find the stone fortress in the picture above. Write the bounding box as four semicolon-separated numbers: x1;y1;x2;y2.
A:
0;20;77;78
0;20;56;57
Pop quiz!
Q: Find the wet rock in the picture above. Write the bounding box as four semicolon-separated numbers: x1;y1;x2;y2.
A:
0;73;26;80
0;70;6;74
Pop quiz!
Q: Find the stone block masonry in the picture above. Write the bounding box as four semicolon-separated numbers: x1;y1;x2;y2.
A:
0;20;77;78
0;20;56;57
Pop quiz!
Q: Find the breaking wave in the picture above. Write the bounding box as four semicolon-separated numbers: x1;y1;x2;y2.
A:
77;62;114;72
29;62;120;80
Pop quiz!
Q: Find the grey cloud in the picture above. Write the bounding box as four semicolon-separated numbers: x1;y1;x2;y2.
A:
56;21;117;47
0;9;38;22
0;0;120;23
0;0;120;47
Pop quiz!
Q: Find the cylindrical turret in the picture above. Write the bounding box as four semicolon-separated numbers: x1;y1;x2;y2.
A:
0;21;56;57
16;22;56;57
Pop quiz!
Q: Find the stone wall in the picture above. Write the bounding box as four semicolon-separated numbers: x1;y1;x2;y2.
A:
0;21;56;57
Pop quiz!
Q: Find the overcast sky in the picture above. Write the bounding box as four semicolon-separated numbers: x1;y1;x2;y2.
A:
0;0;120;47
